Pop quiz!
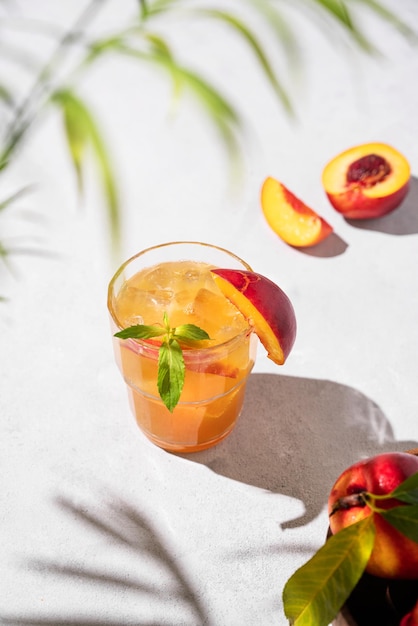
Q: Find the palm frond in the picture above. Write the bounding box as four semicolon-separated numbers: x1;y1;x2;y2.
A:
351;0;418;41
303;0;416;52
140;0;184;19
0;186;32;212
243;0;303;67
193;8;293;114
82;33;243;164
51;89;120;249
307;0;377;52
0;84;15;108
125;40;241;156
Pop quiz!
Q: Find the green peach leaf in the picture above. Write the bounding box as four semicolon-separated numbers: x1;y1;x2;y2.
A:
283;516;375;626
389;472;418;504
380;505;418;543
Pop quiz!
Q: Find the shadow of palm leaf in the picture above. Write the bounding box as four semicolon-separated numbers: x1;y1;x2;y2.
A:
1;494;211;626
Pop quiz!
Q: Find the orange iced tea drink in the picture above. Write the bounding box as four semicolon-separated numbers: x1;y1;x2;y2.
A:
108;242;257;452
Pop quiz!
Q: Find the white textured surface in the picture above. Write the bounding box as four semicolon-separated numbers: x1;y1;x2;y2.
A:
1;1;418;624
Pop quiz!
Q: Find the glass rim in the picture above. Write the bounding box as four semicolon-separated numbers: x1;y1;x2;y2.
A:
107;240;254;354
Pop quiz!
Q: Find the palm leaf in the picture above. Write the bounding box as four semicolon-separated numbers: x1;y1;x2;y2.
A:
351;0;418;41
193;8;293;114
0;120;31;172
86;37;243;163
0;240;16;281
141;0;184;19
147;50;242;162
303;0;376;52
85;34;130;64
0;84;14;108
51;91;87;194
244;0;302;68
0;186;32;212
143;32;173;58
51;89;120;248
313;0;354;25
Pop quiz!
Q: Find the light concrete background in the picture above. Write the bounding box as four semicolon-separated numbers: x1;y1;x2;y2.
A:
1;1;418;624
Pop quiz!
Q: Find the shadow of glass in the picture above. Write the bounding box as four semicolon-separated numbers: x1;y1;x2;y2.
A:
178;373;417;529
345;176;418;235
1;495;211;626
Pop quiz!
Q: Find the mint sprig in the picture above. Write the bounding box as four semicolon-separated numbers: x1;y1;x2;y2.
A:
114;312;210;412
283;471;418;626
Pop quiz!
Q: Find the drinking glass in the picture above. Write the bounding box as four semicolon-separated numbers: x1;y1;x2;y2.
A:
107;241;257;452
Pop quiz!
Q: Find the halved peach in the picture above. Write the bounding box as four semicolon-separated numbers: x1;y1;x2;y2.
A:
261;177;333;247
322;143;410;219
211;269;296;365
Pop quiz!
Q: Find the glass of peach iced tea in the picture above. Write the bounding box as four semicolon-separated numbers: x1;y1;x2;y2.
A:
108;241;297;453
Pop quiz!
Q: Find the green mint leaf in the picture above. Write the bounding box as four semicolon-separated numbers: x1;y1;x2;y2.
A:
163;311;170;331
283;517;375;626
388;471;418;504
115;314;210;411
380;504;418;543
174;324;211;342
158;338;185;412
114;324;165;340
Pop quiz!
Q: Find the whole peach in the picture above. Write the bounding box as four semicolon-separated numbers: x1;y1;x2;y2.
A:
328;452;418;579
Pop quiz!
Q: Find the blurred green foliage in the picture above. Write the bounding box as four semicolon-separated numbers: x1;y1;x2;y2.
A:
0;0;415;294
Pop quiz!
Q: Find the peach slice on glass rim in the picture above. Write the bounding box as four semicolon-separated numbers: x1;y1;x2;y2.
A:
322;142;411;219
261;176;333;247
211;269;296;365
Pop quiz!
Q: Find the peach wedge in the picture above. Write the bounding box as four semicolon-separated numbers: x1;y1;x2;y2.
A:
211;269;296;365
322;142;410;219
261;177;333;247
